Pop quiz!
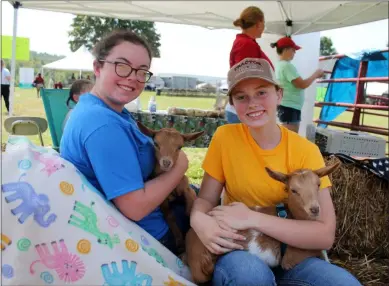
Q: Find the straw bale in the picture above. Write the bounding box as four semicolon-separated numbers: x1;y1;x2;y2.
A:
330;255;389;286
324;156;389;259
1;143;6;152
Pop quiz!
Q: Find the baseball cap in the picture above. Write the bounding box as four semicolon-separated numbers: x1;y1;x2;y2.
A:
276;37;301;50
227;58;279;97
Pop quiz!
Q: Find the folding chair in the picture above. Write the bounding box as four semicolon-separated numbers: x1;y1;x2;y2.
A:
4;116;48;146
40;88;71;151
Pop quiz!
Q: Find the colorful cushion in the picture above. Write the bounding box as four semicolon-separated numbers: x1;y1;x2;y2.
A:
1;135;194;286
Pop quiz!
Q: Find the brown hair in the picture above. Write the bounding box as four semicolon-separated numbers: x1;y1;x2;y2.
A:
66;79;94;107
92;29;152;63
233;6;264;30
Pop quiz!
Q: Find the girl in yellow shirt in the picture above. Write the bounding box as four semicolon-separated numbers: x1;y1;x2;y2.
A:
190;58;361;285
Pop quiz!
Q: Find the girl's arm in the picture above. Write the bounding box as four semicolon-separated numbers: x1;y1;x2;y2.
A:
83;123;189;222
191;173;222;216
114;151;188;221
292;69;324;89
190;173;246;254
209;187;336;250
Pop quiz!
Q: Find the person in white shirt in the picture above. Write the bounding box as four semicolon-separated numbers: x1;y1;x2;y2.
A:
1;59;11;112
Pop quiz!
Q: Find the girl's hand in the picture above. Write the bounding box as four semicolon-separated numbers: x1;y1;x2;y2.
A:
315;69;325;78
191;212;246;255
175;150;189;171
208;202;256;230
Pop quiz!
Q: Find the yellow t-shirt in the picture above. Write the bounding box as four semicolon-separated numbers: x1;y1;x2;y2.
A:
202;124;332;207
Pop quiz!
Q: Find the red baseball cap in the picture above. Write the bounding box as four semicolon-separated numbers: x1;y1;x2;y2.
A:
276;37;301;50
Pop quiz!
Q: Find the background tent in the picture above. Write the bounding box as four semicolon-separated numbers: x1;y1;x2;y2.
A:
7;1;389;35
6;0;389;136
42;45;94;73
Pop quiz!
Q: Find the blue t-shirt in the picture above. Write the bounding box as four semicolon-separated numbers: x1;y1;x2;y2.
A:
60;93;169;239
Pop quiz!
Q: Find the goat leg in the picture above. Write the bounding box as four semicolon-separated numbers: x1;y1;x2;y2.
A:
160;200;185;254
183;186;197;216
174;176;197;216
186;228;217;284
281;246;322;270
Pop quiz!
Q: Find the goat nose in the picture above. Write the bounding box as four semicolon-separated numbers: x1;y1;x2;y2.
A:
310;206;320;215
162;159;171;168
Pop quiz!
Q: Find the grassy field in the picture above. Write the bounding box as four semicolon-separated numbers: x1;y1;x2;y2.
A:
2;88;388;184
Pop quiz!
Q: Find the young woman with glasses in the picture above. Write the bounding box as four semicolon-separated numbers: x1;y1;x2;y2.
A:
60;30;190;255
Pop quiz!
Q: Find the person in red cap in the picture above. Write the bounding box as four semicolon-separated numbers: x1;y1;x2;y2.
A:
271;36;324;133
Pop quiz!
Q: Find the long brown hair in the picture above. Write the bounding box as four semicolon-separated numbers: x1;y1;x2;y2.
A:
92;30;152;64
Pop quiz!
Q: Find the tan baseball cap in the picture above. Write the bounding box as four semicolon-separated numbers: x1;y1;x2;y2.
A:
227;58;279;97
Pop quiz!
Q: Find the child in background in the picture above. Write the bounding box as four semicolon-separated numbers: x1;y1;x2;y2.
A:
271;37;324;133
62;79;94;131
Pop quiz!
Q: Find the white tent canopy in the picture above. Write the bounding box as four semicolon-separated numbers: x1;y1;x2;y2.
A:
7;1;389;35
42;45;94;72
6;0;389;130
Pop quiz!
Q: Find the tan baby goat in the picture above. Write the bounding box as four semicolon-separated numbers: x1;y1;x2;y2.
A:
185;161;341;284
137;121;204;254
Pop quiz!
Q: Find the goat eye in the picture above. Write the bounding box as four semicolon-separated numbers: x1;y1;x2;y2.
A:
291;189;298;194
154;142;159;148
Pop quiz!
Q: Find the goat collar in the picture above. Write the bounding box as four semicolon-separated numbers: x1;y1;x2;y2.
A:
276;203;288;218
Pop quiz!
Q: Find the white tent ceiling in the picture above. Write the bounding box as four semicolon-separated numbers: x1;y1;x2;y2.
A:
8;1;389;35
6;0;389;118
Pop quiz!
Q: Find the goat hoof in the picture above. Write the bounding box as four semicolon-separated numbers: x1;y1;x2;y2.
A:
176;244;185;253
281;261;295;270
179;253;187;265
176;242;185;254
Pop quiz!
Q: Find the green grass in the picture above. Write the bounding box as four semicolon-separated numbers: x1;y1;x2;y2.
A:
2;88;387;184
139;92;215;111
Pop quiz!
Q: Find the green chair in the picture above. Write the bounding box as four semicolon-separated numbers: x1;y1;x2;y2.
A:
40;88;71;151
4;116;48;146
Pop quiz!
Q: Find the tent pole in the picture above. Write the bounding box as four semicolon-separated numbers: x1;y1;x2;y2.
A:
286;19;293;36
9;1;21;116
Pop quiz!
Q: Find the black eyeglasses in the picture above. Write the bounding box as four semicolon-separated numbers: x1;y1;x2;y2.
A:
99;59;153;83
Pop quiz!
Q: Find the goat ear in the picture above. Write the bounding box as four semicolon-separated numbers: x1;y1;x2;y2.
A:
265;167;289;184
136;121;157;138
314;161;341;178
182;131;205;142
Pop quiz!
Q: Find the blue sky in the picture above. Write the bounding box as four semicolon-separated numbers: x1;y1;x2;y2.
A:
2;1;388;77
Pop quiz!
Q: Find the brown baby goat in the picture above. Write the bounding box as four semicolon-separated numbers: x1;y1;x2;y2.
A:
137;121;204;254
185;161;341;284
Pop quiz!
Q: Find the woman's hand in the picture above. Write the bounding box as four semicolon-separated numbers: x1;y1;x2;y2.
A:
208;202;256;230
191;211;246;255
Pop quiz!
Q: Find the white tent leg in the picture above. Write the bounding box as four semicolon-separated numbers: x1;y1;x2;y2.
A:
292;32;321;137
9;2;20;116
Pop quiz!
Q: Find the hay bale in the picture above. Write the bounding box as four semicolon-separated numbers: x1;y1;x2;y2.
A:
324;156;389;259
330;255;389;286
